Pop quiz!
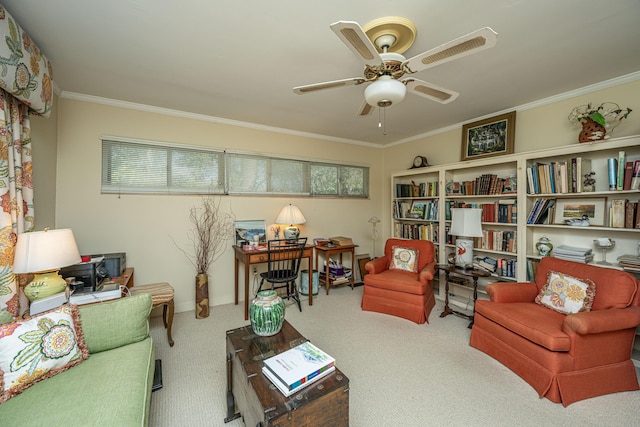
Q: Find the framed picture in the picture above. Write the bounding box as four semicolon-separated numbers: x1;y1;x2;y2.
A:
461;111;516;161
356;254;371;284
553;197;607;226
234;220;267;246
408;201;427;219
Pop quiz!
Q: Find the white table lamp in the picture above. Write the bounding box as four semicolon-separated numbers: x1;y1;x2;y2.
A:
276;204;306;239
450;208;483;269
13;228;82;301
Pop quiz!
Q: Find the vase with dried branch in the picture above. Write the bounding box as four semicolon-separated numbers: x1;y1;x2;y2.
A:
172;196;235;318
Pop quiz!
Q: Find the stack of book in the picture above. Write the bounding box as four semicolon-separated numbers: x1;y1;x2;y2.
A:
552;245;594;263
617;254;640;273
319;260;352;285
473;256;497;273
262;341;335;397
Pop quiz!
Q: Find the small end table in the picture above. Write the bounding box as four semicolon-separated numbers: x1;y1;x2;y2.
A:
436;264;491;328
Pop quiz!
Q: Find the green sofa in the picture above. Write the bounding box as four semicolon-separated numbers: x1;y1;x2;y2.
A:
0;294;155;426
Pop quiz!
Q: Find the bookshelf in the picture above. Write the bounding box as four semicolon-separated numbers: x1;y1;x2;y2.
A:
390;134;640;315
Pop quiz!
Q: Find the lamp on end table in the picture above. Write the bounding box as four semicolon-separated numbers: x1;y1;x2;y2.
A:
13;228;81;303
450;208;483;269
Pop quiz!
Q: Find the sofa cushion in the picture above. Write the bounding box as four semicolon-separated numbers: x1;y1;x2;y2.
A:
389;246;419;273
364;269;427;295
475;300;570;351
79;294;152;354
0;304;89;403
535;270;596;315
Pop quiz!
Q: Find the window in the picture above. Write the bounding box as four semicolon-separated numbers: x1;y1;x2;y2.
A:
101;137;368;198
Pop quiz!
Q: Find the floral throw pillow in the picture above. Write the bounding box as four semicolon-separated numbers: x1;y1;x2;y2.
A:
0;304;89;403
389;246;419;273
535;270;596;315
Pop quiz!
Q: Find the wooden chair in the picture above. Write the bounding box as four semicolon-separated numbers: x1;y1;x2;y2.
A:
257;238;307;312
130;282;175;347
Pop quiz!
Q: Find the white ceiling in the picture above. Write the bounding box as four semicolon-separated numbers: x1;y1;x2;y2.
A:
3;0;640;146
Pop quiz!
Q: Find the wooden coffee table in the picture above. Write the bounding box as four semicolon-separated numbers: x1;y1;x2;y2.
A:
224;320;349;426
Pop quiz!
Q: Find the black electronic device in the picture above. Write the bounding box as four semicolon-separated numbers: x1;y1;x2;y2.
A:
92;252;126;278
60;257;109;292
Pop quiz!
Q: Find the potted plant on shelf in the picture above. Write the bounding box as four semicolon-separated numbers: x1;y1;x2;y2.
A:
568;102;632;143
172;196;235;318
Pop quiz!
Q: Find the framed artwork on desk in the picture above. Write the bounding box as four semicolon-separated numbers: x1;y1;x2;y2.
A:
234;220;267;246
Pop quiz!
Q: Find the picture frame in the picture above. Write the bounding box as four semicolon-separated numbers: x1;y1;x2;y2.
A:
552;197;607;226
408;201;427;219
461;111;516;161
234;220;267;246
356;254;371;284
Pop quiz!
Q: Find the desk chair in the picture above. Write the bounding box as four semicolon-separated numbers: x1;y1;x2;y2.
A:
257;238;307;312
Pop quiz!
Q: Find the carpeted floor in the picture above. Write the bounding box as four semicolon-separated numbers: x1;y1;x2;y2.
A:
148;285;640;427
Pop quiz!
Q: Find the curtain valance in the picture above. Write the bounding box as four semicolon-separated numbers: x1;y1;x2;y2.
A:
0;6;54;117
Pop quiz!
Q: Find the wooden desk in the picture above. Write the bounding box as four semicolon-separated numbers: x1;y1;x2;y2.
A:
225;320;349;426
233;245;314;320
314;244;358;294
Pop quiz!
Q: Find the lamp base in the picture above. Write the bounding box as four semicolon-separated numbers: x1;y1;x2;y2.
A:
283;226;300;240
455;238;474;270
24;271;67;301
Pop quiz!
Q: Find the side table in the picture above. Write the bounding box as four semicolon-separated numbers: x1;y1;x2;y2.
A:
314;244;358;295
436;264;491;328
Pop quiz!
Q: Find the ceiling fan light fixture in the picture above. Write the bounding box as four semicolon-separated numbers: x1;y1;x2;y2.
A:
365;76;406;107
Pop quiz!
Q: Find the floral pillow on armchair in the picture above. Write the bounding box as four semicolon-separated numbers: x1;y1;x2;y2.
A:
389;246;419;273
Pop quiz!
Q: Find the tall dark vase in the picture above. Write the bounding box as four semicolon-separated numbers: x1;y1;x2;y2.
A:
195;273;210;319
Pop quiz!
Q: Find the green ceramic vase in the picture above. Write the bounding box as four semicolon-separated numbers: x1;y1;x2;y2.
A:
249;290;285;336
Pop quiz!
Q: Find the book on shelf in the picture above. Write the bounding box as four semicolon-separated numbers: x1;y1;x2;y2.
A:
623;161;633;190
625;201;637;229
609;199;627;228
617;151;625;191
553;245;593;256
262;341;335;396
631;160;640;191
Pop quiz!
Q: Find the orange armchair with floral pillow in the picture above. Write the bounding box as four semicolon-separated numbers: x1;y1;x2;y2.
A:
362;238;436;324
470;256;640;406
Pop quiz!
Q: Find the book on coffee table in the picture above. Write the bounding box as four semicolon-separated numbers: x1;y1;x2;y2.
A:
262;341;335;395
262;365;335;397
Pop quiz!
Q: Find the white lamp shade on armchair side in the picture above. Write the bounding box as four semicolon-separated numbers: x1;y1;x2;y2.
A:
276;204;306;239
450;208;483;268
13;228;82;301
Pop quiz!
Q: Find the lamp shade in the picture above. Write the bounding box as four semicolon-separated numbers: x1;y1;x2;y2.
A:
364;76;406;107
368;216;381;224
450;208;483;238
275;204;306;225
13;229;81;273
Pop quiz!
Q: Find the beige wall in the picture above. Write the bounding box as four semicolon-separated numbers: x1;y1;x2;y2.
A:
54;99;385;313
30;95;58;230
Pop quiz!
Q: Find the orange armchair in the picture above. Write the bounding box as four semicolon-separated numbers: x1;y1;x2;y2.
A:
361;238;436;324
470;257;640;406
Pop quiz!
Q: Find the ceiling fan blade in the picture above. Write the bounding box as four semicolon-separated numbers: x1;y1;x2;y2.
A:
293;77;366;94
357;100;374;117
403;27;497;73
330;21;383;66
403;78;459;104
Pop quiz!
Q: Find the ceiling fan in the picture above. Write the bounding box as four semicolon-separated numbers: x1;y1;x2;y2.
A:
293;17;497;117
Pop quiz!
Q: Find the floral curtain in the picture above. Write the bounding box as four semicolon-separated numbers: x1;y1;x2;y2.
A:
0;6;54;117
0;90;34;316
0;5;47;317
